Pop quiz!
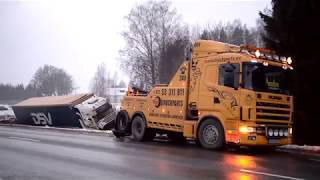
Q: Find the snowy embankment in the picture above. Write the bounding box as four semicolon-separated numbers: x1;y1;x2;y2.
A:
40;125;113;134
279;144;320;155
0;123;113;135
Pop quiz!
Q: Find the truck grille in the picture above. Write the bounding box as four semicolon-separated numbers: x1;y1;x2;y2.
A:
256;101;291;121
256;102;289;109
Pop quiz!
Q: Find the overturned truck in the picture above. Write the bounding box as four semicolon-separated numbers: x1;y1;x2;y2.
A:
12;93;116;130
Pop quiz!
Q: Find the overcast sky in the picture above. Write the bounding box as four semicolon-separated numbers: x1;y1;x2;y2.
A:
0;0;270;93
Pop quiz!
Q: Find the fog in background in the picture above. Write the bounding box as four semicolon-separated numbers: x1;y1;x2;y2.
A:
0;0;270;93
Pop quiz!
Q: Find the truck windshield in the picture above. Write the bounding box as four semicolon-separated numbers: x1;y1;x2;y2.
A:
243;62;292;95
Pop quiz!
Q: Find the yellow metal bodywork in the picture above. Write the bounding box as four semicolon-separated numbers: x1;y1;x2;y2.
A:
121;40;293;146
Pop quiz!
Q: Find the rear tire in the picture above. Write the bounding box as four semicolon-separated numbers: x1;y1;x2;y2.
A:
131;116;147;141
198;119;225;150
113;111;130;137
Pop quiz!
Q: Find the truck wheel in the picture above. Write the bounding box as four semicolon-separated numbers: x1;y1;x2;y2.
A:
198;119;225;150
131;116;147;141
113;111;130;137
115;111;129;131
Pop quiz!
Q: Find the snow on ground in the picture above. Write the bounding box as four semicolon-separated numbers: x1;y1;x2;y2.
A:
0;123;113;134
280;144;320;153
41;125;113;134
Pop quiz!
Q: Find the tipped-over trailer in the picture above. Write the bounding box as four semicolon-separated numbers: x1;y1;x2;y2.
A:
12;93;116;129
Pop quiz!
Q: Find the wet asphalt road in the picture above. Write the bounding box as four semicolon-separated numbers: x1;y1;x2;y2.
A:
0;125;319;180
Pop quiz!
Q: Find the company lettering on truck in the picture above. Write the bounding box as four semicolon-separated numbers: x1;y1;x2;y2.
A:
30;112;53;125
160;99;183;107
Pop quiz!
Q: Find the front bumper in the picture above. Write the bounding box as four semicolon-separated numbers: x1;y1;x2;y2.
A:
226;124;292;146
238;133;292;146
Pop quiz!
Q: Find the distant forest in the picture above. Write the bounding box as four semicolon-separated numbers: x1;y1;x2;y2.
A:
0;83;39;101
0;64;74;102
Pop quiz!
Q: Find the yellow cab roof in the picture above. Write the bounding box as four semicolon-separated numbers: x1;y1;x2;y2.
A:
192;40;293;69
193;40;240;54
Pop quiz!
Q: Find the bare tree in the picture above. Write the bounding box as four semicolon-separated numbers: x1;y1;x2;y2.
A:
90;63;107;97
189;23;202;42
29;65;74;96
120;0;183;89
111;71;119;88
159;28;190;84
254;17;266;47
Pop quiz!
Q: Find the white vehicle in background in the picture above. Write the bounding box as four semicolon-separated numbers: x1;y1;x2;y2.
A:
107;87;127;113
0;104;16;123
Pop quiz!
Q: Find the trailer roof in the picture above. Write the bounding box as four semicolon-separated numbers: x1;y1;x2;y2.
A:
13;93;94;107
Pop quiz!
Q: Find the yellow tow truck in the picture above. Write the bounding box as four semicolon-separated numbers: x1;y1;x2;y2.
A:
113;40;294;149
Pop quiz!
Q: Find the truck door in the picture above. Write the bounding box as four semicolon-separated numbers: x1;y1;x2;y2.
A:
199;62;241;119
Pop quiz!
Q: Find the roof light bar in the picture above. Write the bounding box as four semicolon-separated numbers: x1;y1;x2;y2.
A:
240;45;293;65
255;50;260;58
287;57;292;65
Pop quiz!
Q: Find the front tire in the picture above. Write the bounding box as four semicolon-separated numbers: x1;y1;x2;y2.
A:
198;119;225;150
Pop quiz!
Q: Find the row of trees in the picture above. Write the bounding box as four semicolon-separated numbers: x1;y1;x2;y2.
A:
197;19;265;47
120;0;264;89
260;0;320;144
0;84;39;100
1;62;126;101
0;65;74;101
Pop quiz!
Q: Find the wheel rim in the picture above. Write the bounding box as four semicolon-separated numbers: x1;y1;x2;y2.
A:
134;121;142;134
132;118;145;138
202;125;219;145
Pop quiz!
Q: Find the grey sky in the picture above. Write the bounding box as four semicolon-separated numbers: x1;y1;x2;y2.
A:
0;0;270;93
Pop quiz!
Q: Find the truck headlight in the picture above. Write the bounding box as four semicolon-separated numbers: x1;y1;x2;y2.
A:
255;50;260;58
239;126;255;133
268;128;273;136
279;129;284;137
287;57;292;64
